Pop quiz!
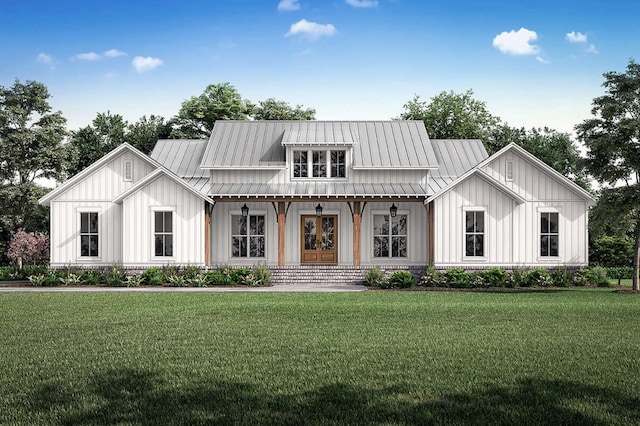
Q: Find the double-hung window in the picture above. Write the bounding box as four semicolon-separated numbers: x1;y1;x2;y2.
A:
232;215;265;258
154;211;173;257
465;211;484;257
540;212;559;257
80;212;99;257
373;214;407;258
292;150;346;178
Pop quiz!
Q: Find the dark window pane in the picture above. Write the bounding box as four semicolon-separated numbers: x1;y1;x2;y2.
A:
466;235;475;256
164;234;173;256
81;235;90;256
549;213;558;233
251;236;265;257
549;235;558;256
250;216;264;236
164;212;172;233
331;150;346;178
81;213;89;233
475;212;484;233
392;236;407;257
466;212;474;233
89;235;99;257
541;214;549;234
373;215;389;236
475;235;484;256
374;236;389;257
155;212;163;233
89;213;98;233
540;235;549;257
293;151;307;177
313;151;326;177
155;235;164;256
232;237;242;257
392;215;407;236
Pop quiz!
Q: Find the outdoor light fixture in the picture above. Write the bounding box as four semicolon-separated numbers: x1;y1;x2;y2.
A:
389;203;398;218
241;203;249;218
315;204;323;217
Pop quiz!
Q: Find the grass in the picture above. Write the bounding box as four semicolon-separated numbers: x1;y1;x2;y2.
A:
1;290;639;425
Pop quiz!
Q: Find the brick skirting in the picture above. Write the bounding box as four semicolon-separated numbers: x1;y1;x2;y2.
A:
269;265;424;286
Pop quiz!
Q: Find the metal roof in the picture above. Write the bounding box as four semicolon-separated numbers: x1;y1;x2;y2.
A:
429;139;488;178
150;139;209;178
199;120;439;169
209;182;429;198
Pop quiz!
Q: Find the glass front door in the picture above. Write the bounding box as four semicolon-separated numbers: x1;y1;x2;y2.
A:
300;215;338;263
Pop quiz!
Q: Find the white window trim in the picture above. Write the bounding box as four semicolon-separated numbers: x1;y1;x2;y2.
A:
230;209;267;259
462;206;488;262
290;149;349;180
123;158;133;182
537;207;562;261
76;207;102;261
151;206;176;261
371;209;410;259
506;159;514;182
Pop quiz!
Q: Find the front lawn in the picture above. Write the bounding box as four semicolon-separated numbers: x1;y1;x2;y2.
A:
1;290;638;424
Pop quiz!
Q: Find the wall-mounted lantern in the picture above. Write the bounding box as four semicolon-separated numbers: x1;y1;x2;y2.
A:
315;204;323;217
389;203;398;218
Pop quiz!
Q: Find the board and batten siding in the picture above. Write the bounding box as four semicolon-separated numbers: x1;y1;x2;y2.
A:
49;201;122;267
209;201;427;266
121;175;205;266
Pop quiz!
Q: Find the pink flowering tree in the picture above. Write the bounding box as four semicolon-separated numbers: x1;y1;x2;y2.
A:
6;229;49;269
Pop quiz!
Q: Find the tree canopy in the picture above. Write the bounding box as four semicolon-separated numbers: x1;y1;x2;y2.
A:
576;59;640;290
252;98;316;120
171;83;253;138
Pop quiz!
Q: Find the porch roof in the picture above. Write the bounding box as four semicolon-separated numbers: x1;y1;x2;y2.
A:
208;182;430;199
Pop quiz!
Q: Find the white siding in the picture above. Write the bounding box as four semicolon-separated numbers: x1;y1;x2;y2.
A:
433;174;589;267
209;200;427;266
210;169;287;184
49;201;122;267
55;153;155;201
121;175;205;266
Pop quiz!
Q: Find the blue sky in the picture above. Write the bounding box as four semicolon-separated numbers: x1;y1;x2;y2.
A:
2;0;639;135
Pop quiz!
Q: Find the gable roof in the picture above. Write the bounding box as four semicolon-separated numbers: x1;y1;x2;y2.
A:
428;167;527;204
199;120;439;170
428;139;488;194
39;143;162;206
112;168;213;204
479;143;595;203
151;139;208;178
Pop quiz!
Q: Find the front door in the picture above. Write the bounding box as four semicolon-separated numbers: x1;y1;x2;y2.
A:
301;215;338;264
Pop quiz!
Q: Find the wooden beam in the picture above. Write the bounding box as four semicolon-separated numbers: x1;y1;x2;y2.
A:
277;201;286;266
353;201;362;266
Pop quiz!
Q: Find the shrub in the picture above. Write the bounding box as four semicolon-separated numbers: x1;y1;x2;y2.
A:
59;273;82;286
481;268;506;287
105;265;126;287
183;265;201;281
365;267;386;287
19;265;48;280
506;268;529;288
419;267;444;287
81;270;103;285
28;271;59;286
125;274;143;287
388;270;416;288
167;274;187;287
0;266;18;281
141;267;163;285
188;274;208;287
551;268;572;287
605;266;633;285
573;269;592;286
203;270;229;286
162;266;180;283
526;268;552;287
445;268;471;288
250;264;272;286
229;267;251;284
590;266;610;287
470;273;488;288
6;229;49;268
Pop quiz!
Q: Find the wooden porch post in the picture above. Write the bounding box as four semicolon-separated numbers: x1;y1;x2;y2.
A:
353;201;362;266
425;201;434;266
204;203;212;267
277;202;286;266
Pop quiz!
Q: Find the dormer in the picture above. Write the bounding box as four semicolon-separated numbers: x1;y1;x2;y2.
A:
282;124;356;180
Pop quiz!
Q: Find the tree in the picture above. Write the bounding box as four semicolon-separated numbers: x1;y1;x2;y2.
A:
252;98;316;120
490;125;589;188
576;59;640;291
127;115;171;154
68;111;127;175
171;83;253;138
0;80;68;263
398;90;500;141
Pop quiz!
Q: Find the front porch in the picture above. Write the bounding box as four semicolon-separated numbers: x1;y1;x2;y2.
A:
205;198;435;268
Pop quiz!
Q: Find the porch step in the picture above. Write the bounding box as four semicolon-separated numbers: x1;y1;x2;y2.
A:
269;265;423;286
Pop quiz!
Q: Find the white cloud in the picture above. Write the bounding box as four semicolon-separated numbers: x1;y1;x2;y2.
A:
132;56;163;73
74;52;101;61
346;0;378;7
585;44;598;54
104;49;127;58
285;19;336;40
536;56;550;64
36;53;53;65
492;28;540;55
566;31;587;43
278;0;300;11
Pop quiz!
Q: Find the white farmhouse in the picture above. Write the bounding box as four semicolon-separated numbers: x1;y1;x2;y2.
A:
39;120;594;270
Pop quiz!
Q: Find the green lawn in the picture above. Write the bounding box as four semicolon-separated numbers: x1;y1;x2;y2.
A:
1;290;639;425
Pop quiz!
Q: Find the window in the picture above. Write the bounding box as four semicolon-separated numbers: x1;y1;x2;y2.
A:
540;212;559;257
292;149;347;179
373;214;407;258
312;151;326;177
80;212;99;257
331;150;346;178
506;160;514;181
124;159;133;182
232;215;265;258
154;211;173;257
465;211;484;257
293;151;307;178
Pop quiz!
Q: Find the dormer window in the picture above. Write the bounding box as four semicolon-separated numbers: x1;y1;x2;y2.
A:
293;149;347;179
